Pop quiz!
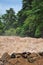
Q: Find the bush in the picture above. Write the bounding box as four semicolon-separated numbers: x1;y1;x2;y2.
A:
35;28;41;38
16;27;21;35
5;28;17;36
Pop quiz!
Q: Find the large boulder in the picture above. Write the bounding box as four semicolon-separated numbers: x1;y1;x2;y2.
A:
1;52;10;62
10;53;16;58
21;52;27;58
8;57;30;65
11;53;22;58
27;52;31;56
27;53;40;63
0;52;43;65
0;61;4;65
38;52;43;56
34;57;43;65
15;53;22;58
21;52;31;58
8;58;18;65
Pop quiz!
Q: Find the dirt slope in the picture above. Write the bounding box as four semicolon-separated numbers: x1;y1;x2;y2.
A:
0;36;43;57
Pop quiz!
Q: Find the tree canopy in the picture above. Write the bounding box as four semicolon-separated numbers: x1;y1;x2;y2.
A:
0;0;43;37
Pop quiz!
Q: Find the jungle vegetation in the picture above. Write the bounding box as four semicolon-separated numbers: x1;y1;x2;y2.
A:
0;0;43;38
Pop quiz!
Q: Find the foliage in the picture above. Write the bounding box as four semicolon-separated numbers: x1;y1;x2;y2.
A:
0;20;4;35
4;28;17;36
2;8;17;30
0;0;43;38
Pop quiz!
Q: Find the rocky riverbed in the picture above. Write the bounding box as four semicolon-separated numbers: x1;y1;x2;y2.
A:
0;52;43;65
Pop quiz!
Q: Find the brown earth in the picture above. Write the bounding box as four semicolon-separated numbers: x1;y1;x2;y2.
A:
0;36;43;58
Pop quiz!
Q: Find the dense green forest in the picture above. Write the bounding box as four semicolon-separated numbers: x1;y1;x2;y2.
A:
0;0;43;37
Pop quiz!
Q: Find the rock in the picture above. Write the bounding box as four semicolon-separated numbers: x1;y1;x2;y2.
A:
0;61;4;65
21;52;27;58
34;58;43;65
0;52;43;65
8;58;18;65
11;53;16;58
11;53;22;58
0;58;2;61
4;61;12;65
29;53;38;57
39;52;43;56
27;53;39;63
1;52;10;62
15;53;22;58
8;57;29;65
27;52;31;56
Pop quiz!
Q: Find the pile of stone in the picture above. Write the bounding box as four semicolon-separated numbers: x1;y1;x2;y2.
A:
0;52;43;65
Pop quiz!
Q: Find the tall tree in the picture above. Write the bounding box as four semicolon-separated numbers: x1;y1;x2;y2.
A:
17;0;33;26
0;20;4;35
22;0;32;10
17;0;43;37
2;8;17;30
